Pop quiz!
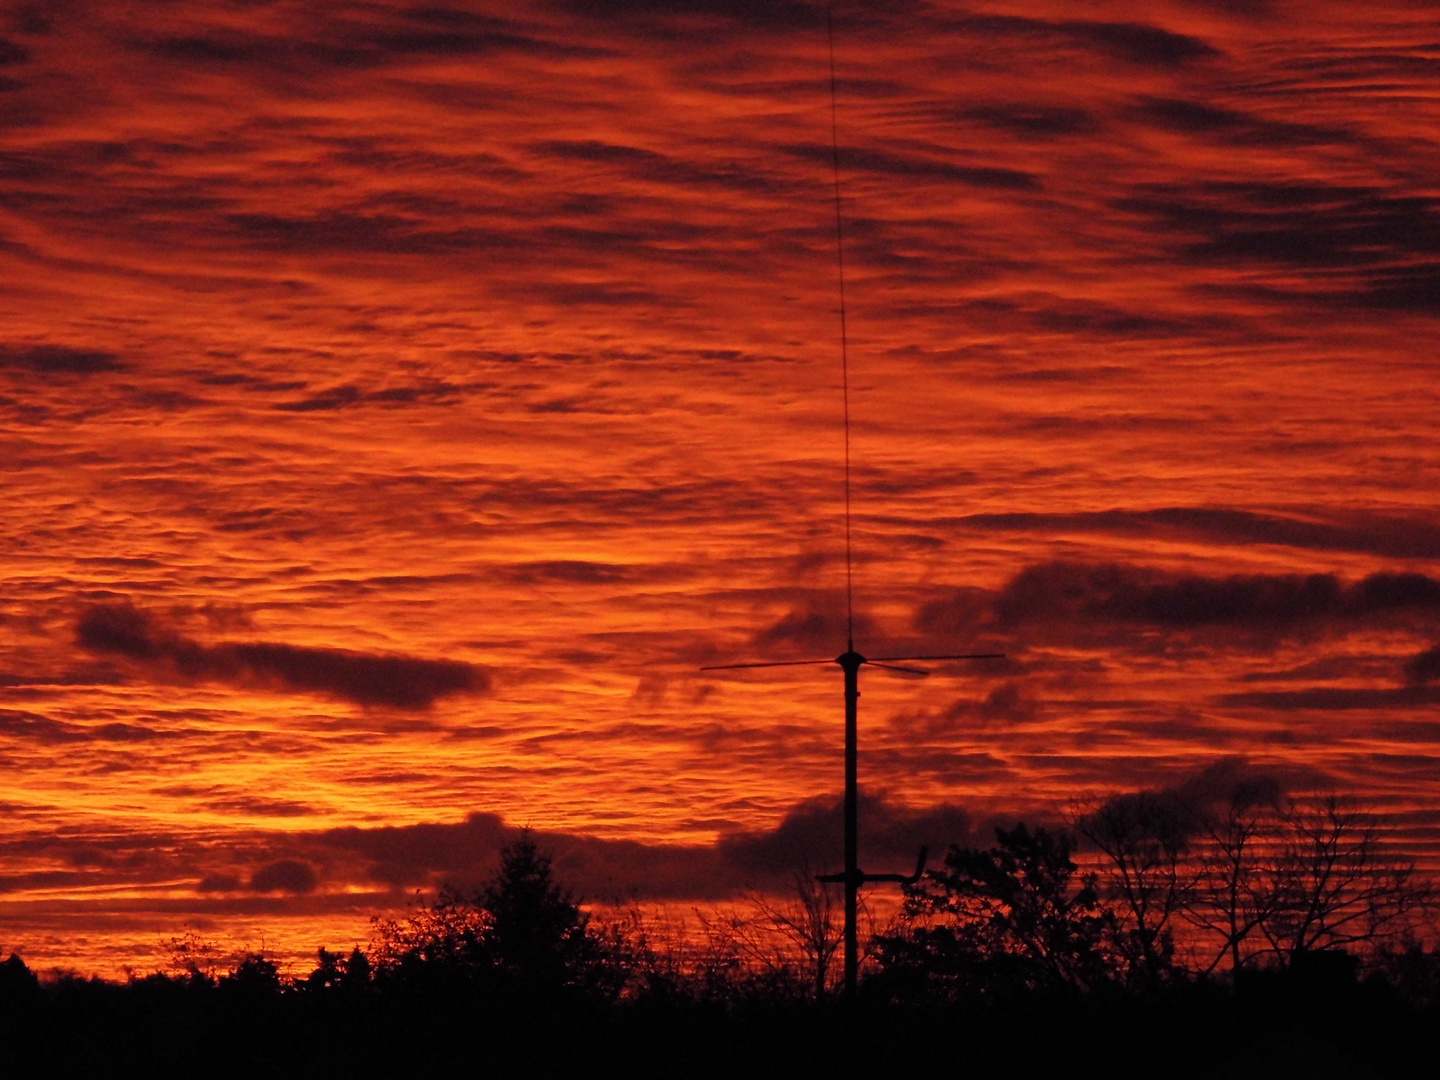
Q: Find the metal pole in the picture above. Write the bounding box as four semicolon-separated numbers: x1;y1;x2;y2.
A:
839;648;863;998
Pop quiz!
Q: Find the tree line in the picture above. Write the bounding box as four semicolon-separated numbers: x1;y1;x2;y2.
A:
1;789;1439;1076
870;787;1436;1002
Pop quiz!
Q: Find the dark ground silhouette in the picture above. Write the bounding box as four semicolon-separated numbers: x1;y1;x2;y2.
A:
2;829;1437;1078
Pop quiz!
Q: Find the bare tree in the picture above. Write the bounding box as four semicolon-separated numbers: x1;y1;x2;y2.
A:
747;871;843;999
1075;791;1194;981
1263;794;1433;960
699;871;845;999
1183;791;1435;972
1183;780;1284;974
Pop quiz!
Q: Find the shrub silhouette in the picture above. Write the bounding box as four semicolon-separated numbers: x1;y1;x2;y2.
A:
220;953;282;998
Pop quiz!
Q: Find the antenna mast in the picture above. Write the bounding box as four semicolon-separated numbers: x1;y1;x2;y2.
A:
702;6;1004;1001
828;5;855;651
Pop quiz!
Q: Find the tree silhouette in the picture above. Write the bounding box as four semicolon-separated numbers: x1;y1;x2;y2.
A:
697;870;846;1001
746;872;843;1000
1184;777;1286;973
874;824;1115;999
1264;794;1433;961
371;830;621;1001
302;946;371;994
1075;790;1194;982
0;952;39;1006
372;886;490;980
480;832;602;995
1182;792;1435;971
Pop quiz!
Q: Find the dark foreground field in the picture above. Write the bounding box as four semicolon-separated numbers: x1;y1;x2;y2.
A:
2;952;1438;1079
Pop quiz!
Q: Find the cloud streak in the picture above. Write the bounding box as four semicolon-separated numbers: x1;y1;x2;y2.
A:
76;603;486;710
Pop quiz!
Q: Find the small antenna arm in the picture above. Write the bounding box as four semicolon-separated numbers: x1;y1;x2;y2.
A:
907;845;928;885
863;845;928;885
828;845;929;887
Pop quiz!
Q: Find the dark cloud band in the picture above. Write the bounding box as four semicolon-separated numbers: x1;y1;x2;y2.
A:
76;602;485;710
918;562;1440;641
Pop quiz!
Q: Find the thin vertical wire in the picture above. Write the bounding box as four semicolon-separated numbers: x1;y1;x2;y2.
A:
827;5;854;650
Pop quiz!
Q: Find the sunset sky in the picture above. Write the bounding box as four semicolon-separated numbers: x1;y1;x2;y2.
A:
3;0;1439;975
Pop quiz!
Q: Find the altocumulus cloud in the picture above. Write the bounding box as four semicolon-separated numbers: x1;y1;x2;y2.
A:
75;601;485;709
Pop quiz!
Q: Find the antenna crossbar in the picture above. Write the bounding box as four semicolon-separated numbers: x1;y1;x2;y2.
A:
866;661;930;676
702;652;1003;672
699;658;834;671
868;652;1007;662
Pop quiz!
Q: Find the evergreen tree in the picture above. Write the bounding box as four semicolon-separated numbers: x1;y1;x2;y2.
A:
370;830;622;1001
480;832;596;993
